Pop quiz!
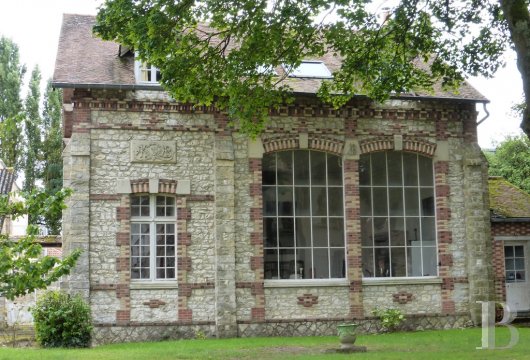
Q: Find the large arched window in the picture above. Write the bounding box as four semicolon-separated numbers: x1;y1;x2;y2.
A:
262;150;345;280
360;151;437;278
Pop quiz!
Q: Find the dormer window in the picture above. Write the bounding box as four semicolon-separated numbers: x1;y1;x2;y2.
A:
283;61;332;79
135;58;161;84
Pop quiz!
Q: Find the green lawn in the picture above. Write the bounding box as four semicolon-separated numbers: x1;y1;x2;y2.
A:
1;327;528;360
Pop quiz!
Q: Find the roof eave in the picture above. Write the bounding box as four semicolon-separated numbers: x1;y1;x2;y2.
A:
51;82;164;91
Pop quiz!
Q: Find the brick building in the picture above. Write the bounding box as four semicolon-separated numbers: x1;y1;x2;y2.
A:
53;14;494;344
490;177;530;315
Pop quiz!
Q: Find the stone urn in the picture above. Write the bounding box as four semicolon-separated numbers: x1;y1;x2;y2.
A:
337;323;358;350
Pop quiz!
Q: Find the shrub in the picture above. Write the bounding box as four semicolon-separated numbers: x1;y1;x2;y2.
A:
31;290;92;348
372;308;405;331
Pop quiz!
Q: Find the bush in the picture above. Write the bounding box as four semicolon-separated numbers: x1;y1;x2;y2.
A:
372;308;405;331
31;290;92;348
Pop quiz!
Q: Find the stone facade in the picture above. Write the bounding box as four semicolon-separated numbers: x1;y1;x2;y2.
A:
60;88;493;344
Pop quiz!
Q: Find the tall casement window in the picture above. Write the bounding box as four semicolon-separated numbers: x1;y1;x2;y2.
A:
262;150;346;280
135;61;161;84
360;151;437;278
130;195;176;280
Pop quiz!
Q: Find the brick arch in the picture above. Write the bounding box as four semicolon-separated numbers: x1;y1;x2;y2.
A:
262;134;344;156
360;137;436;157
130;178;179;194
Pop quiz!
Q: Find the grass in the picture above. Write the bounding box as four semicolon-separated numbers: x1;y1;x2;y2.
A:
1;327;529;359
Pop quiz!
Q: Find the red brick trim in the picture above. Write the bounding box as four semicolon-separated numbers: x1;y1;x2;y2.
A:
94;320;215;327
403;139;436;157
116;232;129;246
297;294;319;307
143;299;167;308
251;307;265;322
359;138;393;154
262;135;299;153
187;195;215;202
91;284;117;291
178;309;193;324
393;291;414;304
309;135;344;155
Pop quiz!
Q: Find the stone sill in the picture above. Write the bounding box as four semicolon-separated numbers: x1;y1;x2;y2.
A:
130;282;178;290
264;279;349;288
362;277;442;286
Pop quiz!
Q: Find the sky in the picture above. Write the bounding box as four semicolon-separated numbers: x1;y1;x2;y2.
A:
0;0;524;149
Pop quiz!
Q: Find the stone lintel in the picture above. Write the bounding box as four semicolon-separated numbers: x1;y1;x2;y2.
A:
149;178;159;194
343;139;360;160
299;133;309;149
176;180;191;195
116;178;131;194
248;138;264;158
434;141;449;161
393;135;403;151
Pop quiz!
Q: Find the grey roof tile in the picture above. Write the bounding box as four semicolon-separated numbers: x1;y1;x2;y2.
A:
53;14;487;102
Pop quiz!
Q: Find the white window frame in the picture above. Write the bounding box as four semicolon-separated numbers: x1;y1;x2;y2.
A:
262;150;346;281
360;151;438;278
130;194;176;282
134;57;161;84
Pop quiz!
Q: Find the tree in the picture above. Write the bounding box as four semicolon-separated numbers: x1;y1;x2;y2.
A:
0;37;25;171
94;1;527;135
0;188;80;300
41;82;64;234
486;134;530;193
23;66;43;196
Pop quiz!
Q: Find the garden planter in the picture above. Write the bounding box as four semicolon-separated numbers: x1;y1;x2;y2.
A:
337;323;358;350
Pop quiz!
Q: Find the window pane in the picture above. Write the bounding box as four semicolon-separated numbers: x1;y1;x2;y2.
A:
313;248;329;278
141;269;150;279
312;217;328;247
374;249;390;277
294;187;310;216
264;218;278;247
296;249;312;279
406;217;421;245
131;206;140;217
373;218;389;246
506;271;515;282
362;248;374;277
327;154;342;185
359;156;371;186
166;268;175;279
141;206;150;216
360;188;372;216
328;187;343;216
516;271;525;281
264;249;278;279
387;152;403;186
296;218;311;247
422;247;437;276
277;152;293;185
166;235;175;245
279;249;295;279
141;224;150;234
407;247;422;276
262;154;276;185
278;187;293;216
131;269;140;279
418;156;433;186
403;152;418;186
330;248;345;278
131;196;141;206
263;186;277;216
505;246;513;258
371;152;387;186
391;247;406;276
311;151;326;185
141;235;150;245
388;188;403;216
278;218;294;247
166;246;175;256
373;188;388;216
390;218;405;246
506;258;514;270
131;234;140;246
361;218;373;246
329;218;344;247
294;151;309;185
311;187;327;216
515;258;525;270
405;188;419;216
421;217;436;246
420;188;435;216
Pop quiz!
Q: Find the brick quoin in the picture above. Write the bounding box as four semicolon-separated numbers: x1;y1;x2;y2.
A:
177;207;191;220
116;206;130;221
116;232;129;246
179;309;193;323
251;307;265;321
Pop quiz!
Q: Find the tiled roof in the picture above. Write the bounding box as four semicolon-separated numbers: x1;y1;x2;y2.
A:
489;177;530;219
0;168;15;195
53;14;488;102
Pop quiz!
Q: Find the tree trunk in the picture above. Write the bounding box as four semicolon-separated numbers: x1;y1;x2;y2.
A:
500;0;530;136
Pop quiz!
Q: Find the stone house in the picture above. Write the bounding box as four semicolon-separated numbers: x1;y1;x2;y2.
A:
490;177;530;315
53;14;494;344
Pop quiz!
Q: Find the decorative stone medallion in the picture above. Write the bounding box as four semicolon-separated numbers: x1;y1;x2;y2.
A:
131;140;176;163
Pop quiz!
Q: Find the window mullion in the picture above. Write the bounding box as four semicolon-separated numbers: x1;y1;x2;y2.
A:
308;151;314;278
150;196;156;280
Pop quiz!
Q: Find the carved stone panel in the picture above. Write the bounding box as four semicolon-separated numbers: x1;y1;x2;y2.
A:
130;141;176;163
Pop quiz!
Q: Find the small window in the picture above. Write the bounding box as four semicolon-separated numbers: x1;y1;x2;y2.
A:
283;61;332;79
135;61;161;84
131;195;176;280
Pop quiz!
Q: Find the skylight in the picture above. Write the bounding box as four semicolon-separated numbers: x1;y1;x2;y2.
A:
283;61;332;79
